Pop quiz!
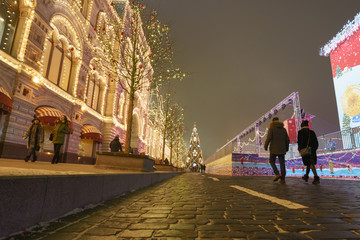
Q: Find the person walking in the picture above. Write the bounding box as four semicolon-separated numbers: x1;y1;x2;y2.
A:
23;116;44;162
51;115;70;164
264;117;290;184
110;135;122;152
297;120;320;184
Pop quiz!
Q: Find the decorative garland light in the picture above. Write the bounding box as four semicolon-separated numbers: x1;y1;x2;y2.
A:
320;12;360;56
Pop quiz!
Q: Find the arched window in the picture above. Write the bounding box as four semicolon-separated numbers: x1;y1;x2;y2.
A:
0;0;18;54
42;36;72;92
85;73;101;112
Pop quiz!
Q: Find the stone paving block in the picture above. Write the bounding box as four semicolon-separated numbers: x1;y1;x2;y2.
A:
128;223;169;230
179;219;210;225
198;225;229;231
248;231;278;239
107;217;141;224
349;218;360;224
210;219;241;224
152;205;174;210
226;214;254;219
261;224;279;232
78;236;117;240
240;219;272;225
168;214;195;219
98;222;130;229
275;232;312;240
303;217;347;224
84;227;120;236
169;223;195;230
274;219;306;225
140;213;169;218
321;223;360;231
253;214;277;220
114;213;142;218
117;229;154;238
170;210;200;215
156;238;194;240
280;224;323;232
198;230;247;238
143;209;171;214
228;225;263;232
343;212;360;218
153;229;197;238
144;218;178;224
305;230;360;239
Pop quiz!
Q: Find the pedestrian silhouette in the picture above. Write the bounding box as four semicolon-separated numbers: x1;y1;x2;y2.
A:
23;116;44;162
51;115;70;164
297;120;320;184
110;135;122;152
264;117;290;184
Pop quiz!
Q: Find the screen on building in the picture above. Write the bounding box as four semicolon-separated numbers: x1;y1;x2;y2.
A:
330;28;360;132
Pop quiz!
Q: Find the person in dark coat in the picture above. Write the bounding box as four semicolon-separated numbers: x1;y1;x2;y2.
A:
110;135;122;152
51;115;70;164
23;116;44;162
264;117;290;183
297;120;320;184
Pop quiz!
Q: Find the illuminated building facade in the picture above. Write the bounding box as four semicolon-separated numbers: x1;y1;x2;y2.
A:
0;0;160;163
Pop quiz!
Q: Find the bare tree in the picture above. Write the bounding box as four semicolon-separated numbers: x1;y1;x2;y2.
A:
97;1;184;153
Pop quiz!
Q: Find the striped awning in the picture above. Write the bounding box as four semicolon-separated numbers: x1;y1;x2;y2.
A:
0;86;12;114
35;106;73;132
81;125;103;143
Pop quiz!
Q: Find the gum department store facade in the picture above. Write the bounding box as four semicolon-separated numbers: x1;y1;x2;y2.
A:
0;0;168;163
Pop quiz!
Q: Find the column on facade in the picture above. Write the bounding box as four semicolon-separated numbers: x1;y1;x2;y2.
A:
100;80;116;152
11;1;34;59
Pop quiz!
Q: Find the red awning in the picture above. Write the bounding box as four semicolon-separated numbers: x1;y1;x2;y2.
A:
81;125;103;143
0;86;12;114
35;106;73;132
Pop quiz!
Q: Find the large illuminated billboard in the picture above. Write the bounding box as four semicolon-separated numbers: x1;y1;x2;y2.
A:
321;13;360;133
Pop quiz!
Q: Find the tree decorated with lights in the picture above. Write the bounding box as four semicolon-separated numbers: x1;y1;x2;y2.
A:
147;83;186;163
186;123;204;169
166;103;185;164
97;0;185;153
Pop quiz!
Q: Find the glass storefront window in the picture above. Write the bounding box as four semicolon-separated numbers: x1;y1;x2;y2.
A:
0;0;18;54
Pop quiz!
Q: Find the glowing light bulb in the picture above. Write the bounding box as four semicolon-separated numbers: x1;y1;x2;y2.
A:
32;76;40;83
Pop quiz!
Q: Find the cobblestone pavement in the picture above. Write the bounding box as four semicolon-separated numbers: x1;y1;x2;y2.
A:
7;173;360;239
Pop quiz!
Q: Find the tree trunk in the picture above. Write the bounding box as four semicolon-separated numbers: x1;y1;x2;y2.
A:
124;91;135;153
169;140;173;165
161;131;166;161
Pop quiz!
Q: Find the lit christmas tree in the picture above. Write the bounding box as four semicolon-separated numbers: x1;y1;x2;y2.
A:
186;123;204;169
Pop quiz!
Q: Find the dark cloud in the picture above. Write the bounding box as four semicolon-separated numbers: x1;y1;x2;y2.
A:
145;0;360;159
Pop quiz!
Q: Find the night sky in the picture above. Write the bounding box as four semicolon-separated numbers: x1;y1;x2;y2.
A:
145;0;360;159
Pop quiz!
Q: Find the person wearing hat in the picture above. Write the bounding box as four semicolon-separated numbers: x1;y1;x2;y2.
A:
264;117;290;184
297;120;320;184
23;116;44;162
